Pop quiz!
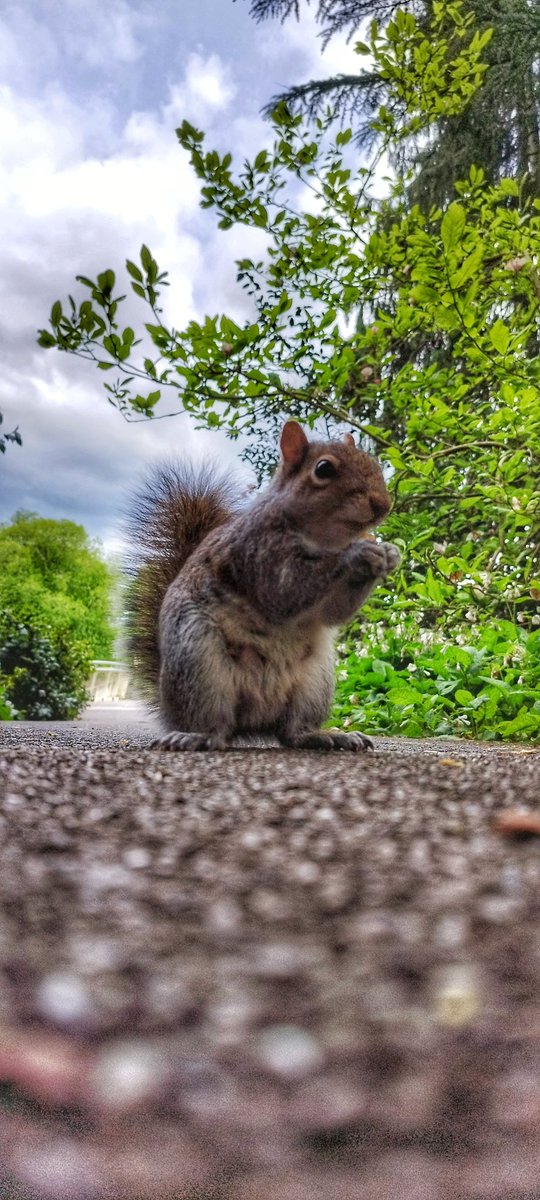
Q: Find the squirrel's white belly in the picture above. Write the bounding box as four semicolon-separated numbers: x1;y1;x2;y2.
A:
214;608;335;729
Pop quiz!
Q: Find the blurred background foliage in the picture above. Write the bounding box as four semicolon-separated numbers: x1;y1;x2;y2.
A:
0;513;115;719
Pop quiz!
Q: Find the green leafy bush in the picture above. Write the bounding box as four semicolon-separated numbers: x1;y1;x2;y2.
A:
0;515;115;721
333;617;540;741
0;614;91;720
0;512;115;659
0;682;15;721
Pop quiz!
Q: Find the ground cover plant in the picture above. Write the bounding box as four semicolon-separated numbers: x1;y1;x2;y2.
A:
40;3;540;739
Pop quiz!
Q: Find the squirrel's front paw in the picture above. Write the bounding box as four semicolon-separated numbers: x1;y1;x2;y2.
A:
378;541;401;575
347;539;401;582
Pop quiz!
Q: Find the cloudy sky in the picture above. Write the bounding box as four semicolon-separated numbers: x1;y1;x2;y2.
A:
0;0;359;553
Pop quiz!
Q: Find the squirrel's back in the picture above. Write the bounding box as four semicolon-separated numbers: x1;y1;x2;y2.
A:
125;461;240;701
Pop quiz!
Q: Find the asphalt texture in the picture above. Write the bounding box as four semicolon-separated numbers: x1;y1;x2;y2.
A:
0;717;539;1199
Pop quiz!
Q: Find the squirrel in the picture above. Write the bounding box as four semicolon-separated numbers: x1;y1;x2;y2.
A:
126;420;400;752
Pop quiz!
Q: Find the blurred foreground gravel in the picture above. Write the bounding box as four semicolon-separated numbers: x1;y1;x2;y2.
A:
0;724;539;1199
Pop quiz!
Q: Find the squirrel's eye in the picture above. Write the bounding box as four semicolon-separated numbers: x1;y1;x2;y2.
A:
314;459;337;480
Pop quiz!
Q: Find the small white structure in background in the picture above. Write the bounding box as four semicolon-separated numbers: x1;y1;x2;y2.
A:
87;661;133;703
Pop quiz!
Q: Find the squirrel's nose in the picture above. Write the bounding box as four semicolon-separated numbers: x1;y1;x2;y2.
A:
369;491;390;521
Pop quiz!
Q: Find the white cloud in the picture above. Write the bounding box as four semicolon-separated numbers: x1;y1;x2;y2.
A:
0;37;267;539
165;52;237;121
62;0;146;69
1;1;358;542
256;7;361;82
0;10;60;92
1;364;232;542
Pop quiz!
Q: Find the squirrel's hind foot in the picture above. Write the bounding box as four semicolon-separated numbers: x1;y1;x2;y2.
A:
151;731;229;752
281;729;373;752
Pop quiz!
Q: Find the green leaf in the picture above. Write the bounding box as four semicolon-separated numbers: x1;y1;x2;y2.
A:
451;246;483;288
386;685;422;707
440;202;466;251
489;319;510;355
97;270;115;293
499;178;519;196
37;330;56;348
126;260;143;283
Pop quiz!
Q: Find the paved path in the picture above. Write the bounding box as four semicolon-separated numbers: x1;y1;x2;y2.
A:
2;702;534;756
0;719;539;1199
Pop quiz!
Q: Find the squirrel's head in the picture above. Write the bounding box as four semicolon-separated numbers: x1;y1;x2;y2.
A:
273;420;391;552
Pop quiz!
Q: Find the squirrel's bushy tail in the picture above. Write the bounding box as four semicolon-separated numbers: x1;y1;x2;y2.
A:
125;461;240;702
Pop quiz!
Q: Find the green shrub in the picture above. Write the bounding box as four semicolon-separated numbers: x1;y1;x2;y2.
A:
0;512;115;659
332;617;540;742
0;682;15;721
0;614;91;720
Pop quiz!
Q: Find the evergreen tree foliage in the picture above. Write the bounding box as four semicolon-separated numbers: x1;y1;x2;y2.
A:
247;0;540;207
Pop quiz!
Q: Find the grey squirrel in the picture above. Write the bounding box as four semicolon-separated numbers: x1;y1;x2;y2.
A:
127;420;400;751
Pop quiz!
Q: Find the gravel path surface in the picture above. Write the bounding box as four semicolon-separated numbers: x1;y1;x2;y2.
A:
1;714;534;755
0;725;539;1199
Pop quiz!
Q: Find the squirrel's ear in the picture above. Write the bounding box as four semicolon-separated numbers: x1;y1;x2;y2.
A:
280;421;309;467
343;432;355;447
